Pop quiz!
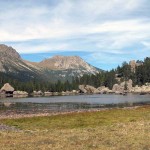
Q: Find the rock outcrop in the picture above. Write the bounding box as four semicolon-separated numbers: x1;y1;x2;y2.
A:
129;60;143;72
85;85;100;94
111;79;150;94
129;60;136;72
13;91;28;95
79;85;100;94
79;85;111;94
79;85;88;93
33;91;43;95
0;83;14;94
131;84;150;94
112;84;124;94
97;86;112;94
44;91;53;96
112;79;133;94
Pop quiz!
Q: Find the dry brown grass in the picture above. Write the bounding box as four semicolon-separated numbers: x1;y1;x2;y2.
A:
0;106;150;150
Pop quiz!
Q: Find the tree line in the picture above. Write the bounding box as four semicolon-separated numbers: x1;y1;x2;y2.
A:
78;57;150;88
0;57;150;93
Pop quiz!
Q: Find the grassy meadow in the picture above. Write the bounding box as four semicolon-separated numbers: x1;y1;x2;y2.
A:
0;106;150;150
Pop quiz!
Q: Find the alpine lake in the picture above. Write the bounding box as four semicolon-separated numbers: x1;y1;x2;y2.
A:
0;94;150;114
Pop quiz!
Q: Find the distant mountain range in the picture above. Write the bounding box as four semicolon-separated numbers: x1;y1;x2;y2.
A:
0;44;102;82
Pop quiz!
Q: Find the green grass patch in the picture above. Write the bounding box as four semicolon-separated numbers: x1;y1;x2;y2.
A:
0;106;150;150
1;106;150;130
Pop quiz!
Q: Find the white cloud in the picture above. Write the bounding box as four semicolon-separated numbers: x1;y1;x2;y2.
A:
0;0;149;42
141;41;150;48
12;42;70;54
0;0;150;69
2;19;150;53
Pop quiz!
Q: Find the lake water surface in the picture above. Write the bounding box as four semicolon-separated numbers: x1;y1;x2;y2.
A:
0;94;150;113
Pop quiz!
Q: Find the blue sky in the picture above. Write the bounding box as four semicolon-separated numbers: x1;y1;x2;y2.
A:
0;0;150;70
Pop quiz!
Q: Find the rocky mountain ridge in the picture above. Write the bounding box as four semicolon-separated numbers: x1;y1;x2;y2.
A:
39;55;98;71
0;44;101;82
0;44;40;74
27;55;100;77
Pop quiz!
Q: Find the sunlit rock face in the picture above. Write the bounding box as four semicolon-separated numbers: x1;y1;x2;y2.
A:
0;45;102;82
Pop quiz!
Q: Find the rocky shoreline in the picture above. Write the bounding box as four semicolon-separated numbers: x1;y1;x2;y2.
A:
1;80;150;98
79;80;150;95
0;105;145;120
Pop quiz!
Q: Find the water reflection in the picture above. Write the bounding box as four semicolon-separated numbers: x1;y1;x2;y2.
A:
0;94;150;114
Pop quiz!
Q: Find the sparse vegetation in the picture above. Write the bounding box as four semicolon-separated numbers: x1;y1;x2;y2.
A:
0;106;149;150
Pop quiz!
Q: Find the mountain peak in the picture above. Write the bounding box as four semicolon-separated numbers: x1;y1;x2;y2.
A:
0;44;101;82
39;55;96;71
0;44;37;74
0;44;20;59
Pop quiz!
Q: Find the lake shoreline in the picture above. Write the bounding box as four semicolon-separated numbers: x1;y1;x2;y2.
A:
1;105;149;149
0;104;148;120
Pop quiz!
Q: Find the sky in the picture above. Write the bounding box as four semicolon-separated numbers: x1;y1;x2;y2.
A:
0;0;150;70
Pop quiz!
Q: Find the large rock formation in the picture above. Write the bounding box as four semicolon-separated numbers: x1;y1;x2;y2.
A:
112;80;150;94
120;79;133;92
112;79;133;94
85;85;100;94
129;60;136;72
97;86;112;94
129;60;143;72
13;91;28;95
0;83;14;94
79;85;112;94
131;84;150;94
79;85;88;93
33;91;43;96
112;84;124;94
79;85;100;94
